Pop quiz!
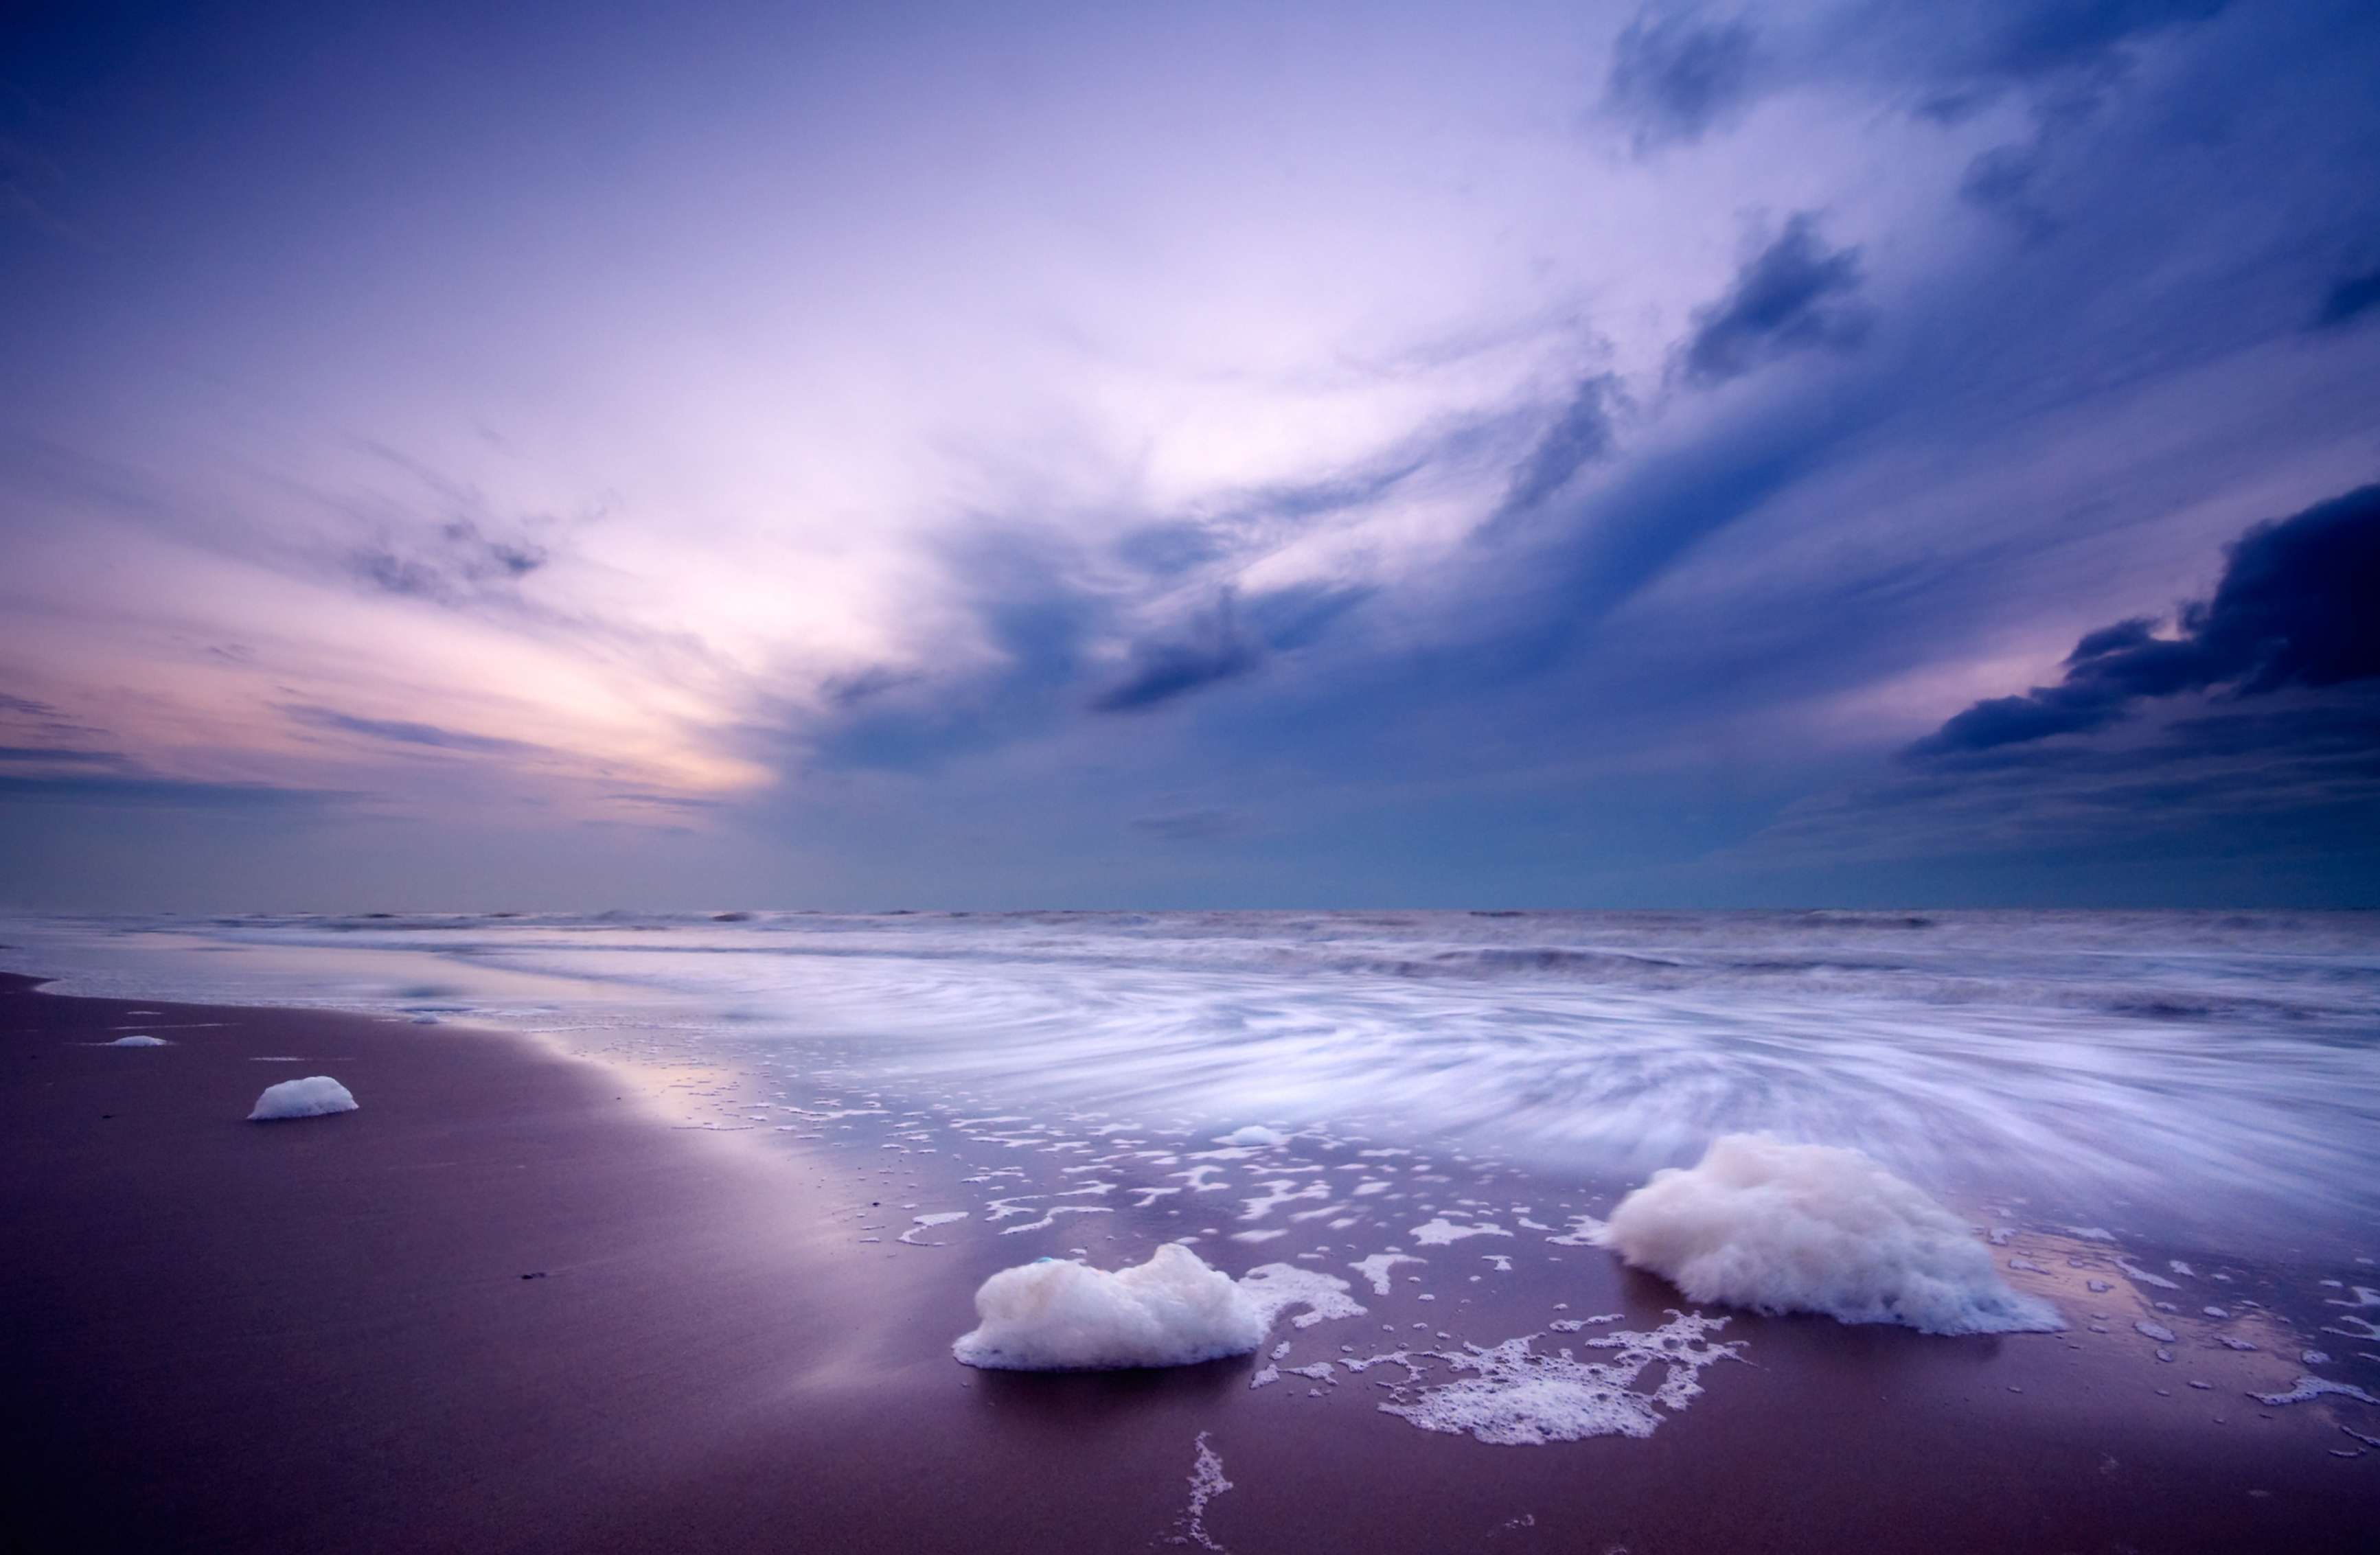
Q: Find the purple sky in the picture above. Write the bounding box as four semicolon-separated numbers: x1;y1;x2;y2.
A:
3;0;2377;909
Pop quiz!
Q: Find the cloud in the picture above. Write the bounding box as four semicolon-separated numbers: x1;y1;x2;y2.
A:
0;772;354;809
2310;262;2380;330
1907;483;2380;761
0;746;127;766
814;531;1106;772
1091;592;1262;713
1130;807;1242;841
1605;9;1762;151
282;704;545;757
1908;3;2235;234
1116;456;1428;581
1679;215;1868;386
1498;374;1622;515
1910;0;2234;123
1954;0;2232;91
1958;143;2057;236
1754;689;2380;880
350;518;547;603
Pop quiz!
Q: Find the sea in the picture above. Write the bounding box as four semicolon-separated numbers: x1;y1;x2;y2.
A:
5;907;2375;1247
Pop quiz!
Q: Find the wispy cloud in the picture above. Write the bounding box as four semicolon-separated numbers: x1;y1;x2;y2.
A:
282;704;547;757
1605;9;1763;152
1678;215;1868;387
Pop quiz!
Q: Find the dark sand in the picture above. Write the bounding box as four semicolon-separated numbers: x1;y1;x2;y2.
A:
4;970;2375;1554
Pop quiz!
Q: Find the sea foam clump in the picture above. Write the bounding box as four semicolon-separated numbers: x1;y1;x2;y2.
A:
954;1245;1268;1370
247;1076;359;1122
1601;1134;2062;1335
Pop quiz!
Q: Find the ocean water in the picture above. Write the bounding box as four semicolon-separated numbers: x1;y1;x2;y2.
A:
5;908;2375;1247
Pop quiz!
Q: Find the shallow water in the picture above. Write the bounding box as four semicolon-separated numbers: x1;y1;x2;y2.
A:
6;908;2375;1249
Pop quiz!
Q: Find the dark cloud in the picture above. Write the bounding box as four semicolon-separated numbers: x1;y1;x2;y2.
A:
1091;593;1261;713
1758;689;2380;885
604;791;724;811
350;518;546;603
0;772;352;808
1115;452;1428;579
1912;0;2232;122
282;704;545;757
1958;143;2057;236
814;531;1106;772
0;746;126;766
2309;262;2380;330
1679;215;1868;385
1908;483;2380;761
1130;807;1242;842
0;689;104;743
1956;0;2231;90
1605;10;1761;151
818;665;922;709
1242;583;1372;654
1915;3;2234;233
1499;374;1621;514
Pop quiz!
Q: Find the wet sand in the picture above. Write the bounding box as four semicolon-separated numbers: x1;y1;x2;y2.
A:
3;970;2374;1553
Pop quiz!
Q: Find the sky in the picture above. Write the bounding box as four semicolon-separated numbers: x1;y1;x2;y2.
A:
2;0;2377;911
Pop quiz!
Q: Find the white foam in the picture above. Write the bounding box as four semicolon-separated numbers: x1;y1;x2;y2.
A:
1177;1432;1232;1551
1349;1252;1423;1294
1215;1125;1286;1147
2252;1374;2379;1407
1239;1263;1365;1328
1546;1214;1606;1245
1599;1135;2063;1335
1410;1218;1510;1246
898;1212;969;1245
246;1076;358;1122
2116;1258;2181;1290
1373;1310;1741;1446
952;1245;1267;1370
105;1035;169;1047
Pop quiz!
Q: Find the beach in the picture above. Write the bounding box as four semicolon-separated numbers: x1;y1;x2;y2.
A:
5;965;2376;1554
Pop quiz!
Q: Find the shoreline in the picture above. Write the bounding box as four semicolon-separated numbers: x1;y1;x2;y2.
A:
4;969;2375;1553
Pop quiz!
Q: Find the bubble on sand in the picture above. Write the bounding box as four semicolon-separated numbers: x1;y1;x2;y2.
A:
246;1076;358;1121
954;1245;1265;1370
1600;1135;2063;1335
105;1035;169;1047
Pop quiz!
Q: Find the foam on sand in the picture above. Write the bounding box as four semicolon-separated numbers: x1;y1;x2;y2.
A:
1349;1252;1424;1294
953;1245;1267;1370
105;1035;170;1047
1238;1263;1365;1328
1365;1310;1742;1446
1410;1217;1510;1246
247;1076;359;1122
1215;1125;1286;1147
2252;1374;2379;1407
1600;1134;2063;1335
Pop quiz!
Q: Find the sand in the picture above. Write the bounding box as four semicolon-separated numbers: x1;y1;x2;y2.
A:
3;970;2373;1553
